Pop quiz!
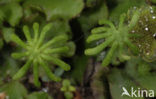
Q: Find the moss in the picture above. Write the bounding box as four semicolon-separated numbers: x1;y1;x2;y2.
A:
129;6;156;62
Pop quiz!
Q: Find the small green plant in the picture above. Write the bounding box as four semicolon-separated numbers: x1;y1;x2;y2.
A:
129;6;156;62
61;79;76;99
11;22;74;87
85;10;140;66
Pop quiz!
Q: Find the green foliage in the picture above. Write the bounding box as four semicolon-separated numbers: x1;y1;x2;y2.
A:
85;10;140;66
107;57;156;99
2;27;15;43
24;0;84;21
0;0;156;98
0;81;53;99
0;81;27;99
0;55;19;78
129;6;156;62
46;20;72;38
108;69;144;99
0;2;22;26
137;62;151;76
11;22;75;87
125;57;156;96
61;79;76;99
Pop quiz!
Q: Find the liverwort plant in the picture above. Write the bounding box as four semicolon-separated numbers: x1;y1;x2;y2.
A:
61;79;76;99
85;10;140;66
129;6;156;62
11;22;74;87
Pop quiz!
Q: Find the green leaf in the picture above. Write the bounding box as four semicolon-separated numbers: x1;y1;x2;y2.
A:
0;81;27;99
0;2;23;26
107;69;144;99
2;27;15;43
136;74;156;96
64;92;73;99
61;79;76;93
125;58;156;96
24;0;84;20
0;56;19;78
27;92;53;99
47;20;72;38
